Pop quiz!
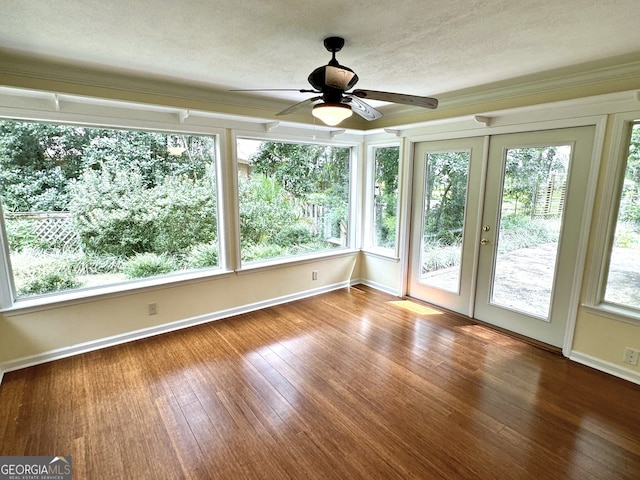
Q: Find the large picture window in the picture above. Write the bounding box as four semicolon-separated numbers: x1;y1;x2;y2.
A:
603;122;640;311
0;121;220;300
237;139;351;263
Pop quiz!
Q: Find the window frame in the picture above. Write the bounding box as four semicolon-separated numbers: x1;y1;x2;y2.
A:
585;111;640;324
233;132;359;269
0;119;229;312
363;141;403;259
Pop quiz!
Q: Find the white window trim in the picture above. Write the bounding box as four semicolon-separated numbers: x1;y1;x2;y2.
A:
583;110;640;325
0;268;236;316
0;202;16;308
350;142;364;251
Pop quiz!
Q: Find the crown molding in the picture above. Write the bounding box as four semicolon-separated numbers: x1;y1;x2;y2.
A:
2;50;640;130
0;50;375;130
0;51;292;114
448;55;640;107
377;53;640;121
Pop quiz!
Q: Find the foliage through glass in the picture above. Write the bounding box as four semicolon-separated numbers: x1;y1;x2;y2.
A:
420;151;470;292
237;139;351;263
372;146;399;251
604;123;640;310
0;121;220;298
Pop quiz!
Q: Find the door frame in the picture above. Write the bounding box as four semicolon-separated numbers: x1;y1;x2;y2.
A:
401;116;607;356
406;136;488;317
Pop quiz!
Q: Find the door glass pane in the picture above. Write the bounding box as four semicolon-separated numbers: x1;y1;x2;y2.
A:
420;151;470;293
491;145;571;318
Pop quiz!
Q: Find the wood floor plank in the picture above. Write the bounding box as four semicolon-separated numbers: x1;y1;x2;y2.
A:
264;319;527;479
1;286;640;479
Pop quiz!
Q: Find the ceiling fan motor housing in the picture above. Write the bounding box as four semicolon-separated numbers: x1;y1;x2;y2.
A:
324;36;345;53
308;36;359;94
308;65;359;93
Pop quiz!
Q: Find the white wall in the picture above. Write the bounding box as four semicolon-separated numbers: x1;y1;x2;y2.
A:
0;254;359;372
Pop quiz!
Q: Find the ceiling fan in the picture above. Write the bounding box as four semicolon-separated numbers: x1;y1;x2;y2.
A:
236;36;438;126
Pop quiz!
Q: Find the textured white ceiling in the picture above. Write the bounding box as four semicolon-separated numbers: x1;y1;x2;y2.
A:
2;0;640;110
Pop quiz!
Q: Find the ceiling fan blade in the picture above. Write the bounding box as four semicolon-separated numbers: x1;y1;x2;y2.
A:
230;88;319;93
343;96;382;121
325;66;358;90
276;96;323;116
351;89;438;109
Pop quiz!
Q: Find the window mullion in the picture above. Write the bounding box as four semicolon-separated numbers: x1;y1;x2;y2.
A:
0;203;16;309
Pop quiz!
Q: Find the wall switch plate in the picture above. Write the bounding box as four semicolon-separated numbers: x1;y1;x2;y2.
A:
623;348;639;366
148;303;157;315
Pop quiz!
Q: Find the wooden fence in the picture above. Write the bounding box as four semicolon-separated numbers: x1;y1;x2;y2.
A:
533;174;566;218
5;211;81;251
305;204;346;245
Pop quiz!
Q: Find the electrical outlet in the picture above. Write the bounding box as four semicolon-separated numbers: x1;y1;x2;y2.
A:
148;302;158;315
623;347;639;366
312;270;318;281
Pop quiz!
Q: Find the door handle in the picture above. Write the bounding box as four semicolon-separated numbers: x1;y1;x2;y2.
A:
481;238;490;245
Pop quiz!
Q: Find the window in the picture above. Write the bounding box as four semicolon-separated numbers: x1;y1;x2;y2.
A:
237;139;351;263
371;146;400;252
602;122;640;311
0;120;221;300
420;150;470;292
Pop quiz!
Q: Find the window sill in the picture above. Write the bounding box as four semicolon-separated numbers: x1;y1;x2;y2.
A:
582;303;640;326
361;249;400;262
237;248;359;275
2;249;360;316
1;268;234;317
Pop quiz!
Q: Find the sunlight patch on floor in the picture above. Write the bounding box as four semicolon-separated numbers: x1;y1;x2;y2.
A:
387;300;443;316
456;324;522;346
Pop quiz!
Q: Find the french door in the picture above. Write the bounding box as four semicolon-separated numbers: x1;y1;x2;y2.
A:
408;127;595;348
407;137;486;315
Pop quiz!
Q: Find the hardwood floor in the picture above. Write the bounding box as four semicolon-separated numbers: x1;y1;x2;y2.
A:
1;286;639;479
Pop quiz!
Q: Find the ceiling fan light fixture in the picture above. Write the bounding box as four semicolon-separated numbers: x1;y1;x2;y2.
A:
312;103;352;126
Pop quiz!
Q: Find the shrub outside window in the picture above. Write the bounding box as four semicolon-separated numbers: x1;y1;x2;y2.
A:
0;121;220;299
237;139;351;263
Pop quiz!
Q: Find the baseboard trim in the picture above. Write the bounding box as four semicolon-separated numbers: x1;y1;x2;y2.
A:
570;351;640;385
0;281;350;383
352;278;401;297
3;283;639;388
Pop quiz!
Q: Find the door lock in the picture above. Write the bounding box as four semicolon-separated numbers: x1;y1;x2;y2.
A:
482;225;491;231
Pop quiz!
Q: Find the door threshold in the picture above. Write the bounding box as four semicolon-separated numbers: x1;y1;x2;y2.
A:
404;295;563;356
